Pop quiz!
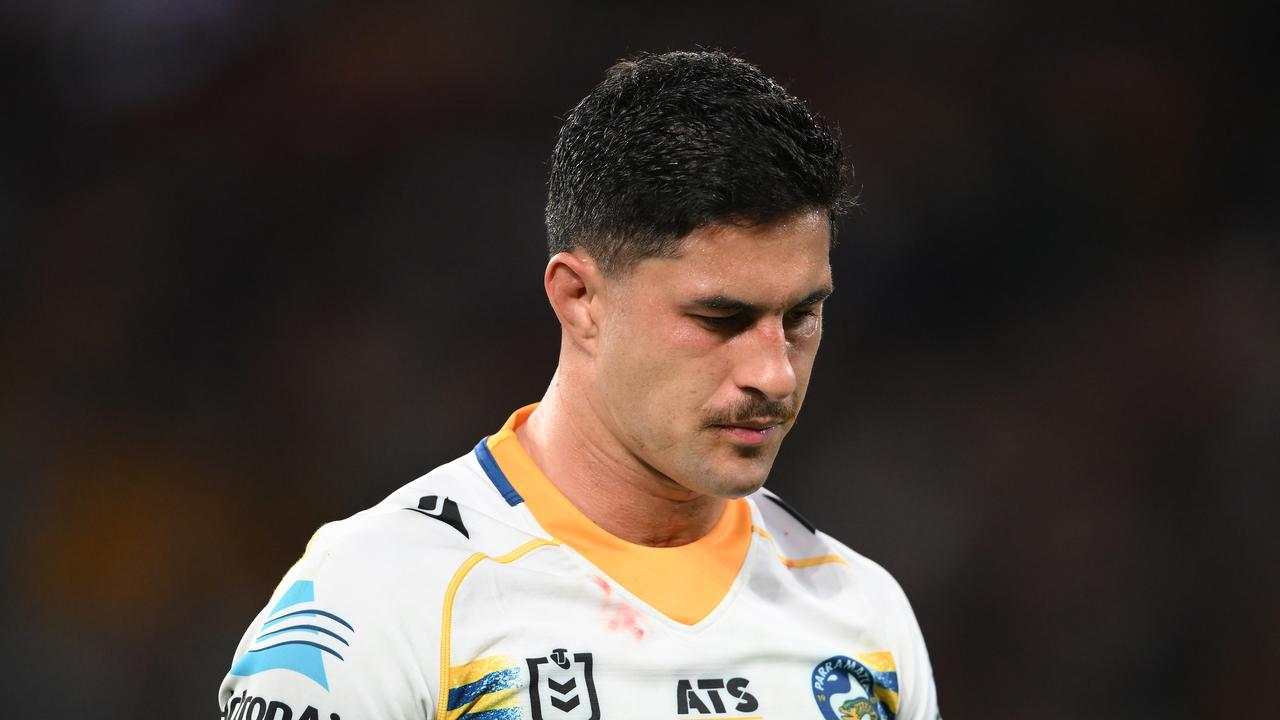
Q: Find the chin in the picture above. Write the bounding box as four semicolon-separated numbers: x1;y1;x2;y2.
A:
663;440;776;498
694;465;771;499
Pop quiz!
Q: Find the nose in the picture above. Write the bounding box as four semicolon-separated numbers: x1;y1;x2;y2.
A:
731;318;798;401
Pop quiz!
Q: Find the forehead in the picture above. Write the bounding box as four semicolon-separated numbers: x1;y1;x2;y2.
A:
620;210;833;303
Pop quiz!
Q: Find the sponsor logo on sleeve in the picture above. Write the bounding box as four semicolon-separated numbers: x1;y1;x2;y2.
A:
526;648;600;720
811;654;900;720
219;692;338;720
677;677;759;716
229;580;354;691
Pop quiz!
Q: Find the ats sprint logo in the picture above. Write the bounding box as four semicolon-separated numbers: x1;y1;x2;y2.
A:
677;677;759;716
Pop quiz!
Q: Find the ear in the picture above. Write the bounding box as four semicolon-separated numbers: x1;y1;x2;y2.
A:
544;251;606;351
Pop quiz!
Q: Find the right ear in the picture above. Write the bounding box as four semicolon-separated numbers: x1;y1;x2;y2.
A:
544;251;606;353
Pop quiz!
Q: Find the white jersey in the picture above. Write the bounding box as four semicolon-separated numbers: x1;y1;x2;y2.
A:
219;406;940;720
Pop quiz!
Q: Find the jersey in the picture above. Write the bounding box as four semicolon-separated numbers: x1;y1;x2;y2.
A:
218;405;940;720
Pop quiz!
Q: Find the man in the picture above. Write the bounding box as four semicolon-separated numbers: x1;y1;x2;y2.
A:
219;50;940;720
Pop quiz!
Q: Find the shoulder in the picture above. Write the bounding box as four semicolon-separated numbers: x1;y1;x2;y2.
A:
747;487;918;618
748;488;941;720
266;449;545;636
218;447;540;718
305;448;539;578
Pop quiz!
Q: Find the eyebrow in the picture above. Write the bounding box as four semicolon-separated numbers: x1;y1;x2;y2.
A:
689;285;834;314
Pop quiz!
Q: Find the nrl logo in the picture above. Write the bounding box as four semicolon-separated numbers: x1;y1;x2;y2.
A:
526;648;600;720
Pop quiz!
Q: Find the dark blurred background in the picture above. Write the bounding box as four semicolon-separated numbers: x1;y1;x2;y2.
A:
2;1;1277;718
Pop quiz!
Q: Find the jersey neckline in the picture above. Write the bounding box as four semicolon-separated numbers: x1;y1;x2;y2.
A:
480;404;753;626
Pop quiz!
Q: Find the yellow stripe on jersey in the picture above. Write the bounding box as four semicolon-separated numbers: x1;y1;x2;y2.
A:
751;526;849;569
437;539;560;720
449;655;517;691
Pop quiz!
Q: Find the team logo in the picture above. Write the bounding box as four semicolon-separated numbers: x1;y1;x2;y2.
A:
526;648;600;720
406;495;469;537
228;580;354;691
811;655;899;720
677;677;759;715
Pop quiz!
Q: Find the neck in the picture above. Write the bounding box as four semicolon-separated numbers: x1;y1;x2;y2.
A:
516;370;726;547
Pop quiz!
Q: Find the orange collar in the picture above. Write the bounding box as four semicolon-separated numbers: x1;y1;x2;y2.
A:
483;404;752;625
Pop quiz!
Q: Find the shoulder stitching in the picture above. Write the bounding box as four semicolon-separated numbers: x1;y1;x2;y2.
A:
752;525;848;569
437;538;560;719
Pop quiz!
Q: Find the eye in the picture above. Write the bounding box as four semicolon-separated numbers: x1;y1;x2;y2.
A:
784;307;821;331
693;314;747;332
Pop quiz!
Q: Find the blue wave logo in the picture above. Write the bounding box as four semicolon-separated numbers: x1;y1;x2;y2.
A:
229;580;354;690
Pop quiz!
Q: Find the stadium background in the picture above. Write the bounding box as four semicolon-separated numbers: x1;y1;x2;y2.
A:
2;2;1277;718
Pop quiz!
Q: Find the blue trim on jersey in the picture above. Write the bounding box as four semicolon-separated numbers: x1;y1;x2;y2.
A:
872;669;900;693
232;637;332;690
248;639;345;661
261;608;355;632
272;579;314;613
459;709;521;720
460;707;519;717
448;667;521;710
474;437;524;506
257;623;350;645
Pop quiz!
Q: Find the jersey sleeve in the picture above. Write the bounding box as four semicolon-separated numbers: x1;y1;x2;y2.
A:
888;582;941;720
830;537;941;720
217;523;438;720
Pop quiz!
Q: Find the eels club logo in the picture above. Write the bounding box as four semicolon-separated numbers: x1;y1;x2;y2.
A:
811;654;900;720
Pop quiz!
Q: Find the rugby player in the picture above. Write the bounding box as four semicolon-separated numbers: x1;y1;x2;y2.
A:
219;50;940;720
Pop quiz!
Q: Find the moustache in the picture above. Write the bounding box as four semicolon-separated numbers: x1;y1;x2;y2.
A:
703;398;795;427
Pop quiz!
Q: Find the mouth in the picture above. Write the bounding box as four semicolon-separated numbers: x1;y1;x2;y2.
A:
711;418;788;445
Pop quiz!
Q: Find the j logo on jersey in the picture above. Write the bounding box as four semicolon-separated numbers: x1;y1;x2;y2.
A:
526;648;600;720
406;495;469;538
811;654;900;720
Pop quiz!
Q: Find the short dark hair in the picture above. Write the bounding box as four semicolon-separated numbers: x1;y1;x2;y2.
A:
545;50;852;275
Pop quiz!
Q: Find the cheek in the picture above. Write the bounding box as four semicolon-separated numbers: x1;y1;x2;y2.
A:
651;325;730;400
788;332;822;395
599;318;671;409
601;318;723;419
